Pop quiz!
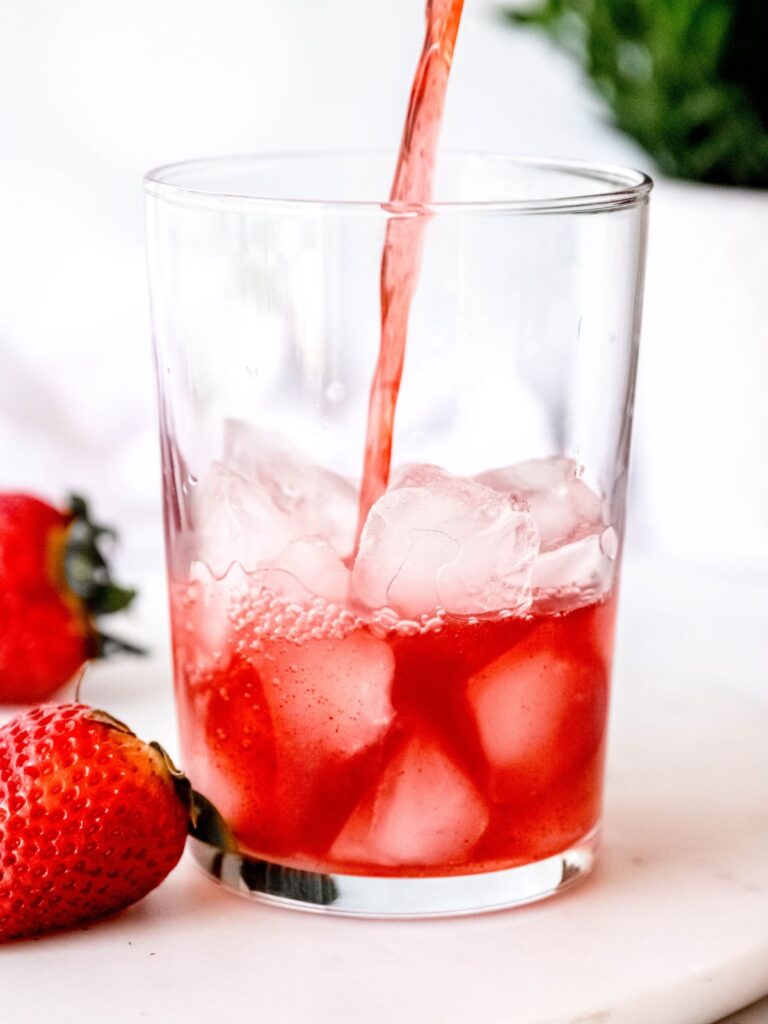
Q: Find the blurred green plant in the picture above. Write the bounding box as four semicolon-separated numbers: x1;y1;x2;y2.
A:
503;0;768;187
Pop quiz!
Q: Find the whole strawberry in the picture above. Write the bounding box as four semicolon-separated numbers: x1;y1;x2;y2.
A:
0;494;139;703
0;703;192;941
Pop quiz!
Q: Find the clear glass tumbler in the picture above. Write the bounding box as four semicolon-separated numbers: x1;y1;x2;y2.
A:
145;153;651;916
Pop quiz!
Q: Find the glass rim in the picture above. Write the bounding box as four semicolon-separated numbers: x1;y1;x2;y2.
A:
143;150;653;215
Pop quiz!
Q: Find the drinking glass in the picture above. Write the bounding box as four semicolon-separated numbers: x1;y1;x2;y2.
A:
145;153;651;916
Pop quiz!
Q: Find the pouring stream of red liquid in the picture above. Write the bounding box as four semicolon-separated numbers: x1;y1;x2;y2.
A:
355;0;465;545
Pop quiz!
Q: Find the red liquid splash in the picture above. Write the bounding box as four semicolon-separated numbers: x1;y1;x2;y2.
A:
356;0;465;542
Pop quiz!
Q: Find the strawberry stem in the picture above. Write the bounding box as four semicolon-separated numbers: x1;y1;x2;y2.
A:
63;494;146;658
64;494;137;615
95;631;147;658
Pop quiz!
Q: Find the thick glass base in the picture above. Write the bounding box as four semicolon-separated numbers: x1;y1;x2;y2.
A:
189;827;599;918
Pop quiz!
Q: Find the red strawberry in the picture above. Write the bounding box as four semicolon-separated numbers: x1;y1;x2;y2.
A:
0;494;140;703
0;703;205;941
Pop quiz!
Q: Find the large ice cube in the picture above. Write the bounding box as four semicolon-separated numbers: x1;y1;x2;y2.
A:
530;532;614;597
224;419;358;560
194;421;358;577
477;457;603;551
467;629;608;797
477;457;614;597
351;465;539;618
259;630;395;762
331;733;489;867
195;462;292;577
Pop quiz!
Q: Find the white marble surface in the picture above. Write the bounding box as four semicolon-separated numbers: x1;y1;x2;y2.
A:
719;999;768;1023
0;557;766;1024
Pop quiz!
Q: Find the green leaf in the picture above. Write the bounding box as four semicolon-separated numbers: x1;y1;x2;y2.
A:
501;0;768;187
63;494;142;640
95;630;148;658
90;583;137;615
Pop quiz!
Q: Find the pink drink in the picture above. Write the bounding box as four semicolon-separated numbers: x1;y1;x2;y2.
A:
357;0;465;534
175;596;614;875
174;452;617;876
159;0;638;891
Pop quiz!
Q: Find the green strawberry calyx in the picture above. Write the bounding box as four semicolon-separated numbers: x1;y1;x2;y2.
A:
63;495;145;657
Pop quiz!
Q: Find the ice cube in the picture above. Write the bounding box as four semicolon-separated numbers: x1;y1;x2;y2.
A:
530;532;614;597
351;465;539;618
222;419;358;560
195;462;294;577
467;630;608;797
178;560;252;675
259;630;395;762
331;733;489;867
232;538;351;611
477;456;603;552
477;457;614;598
270;537;351;605
195;421;358;575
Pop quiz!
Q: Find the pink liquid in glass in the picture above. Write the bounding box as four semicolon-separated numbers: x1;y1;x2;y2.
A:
172;0;618;879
